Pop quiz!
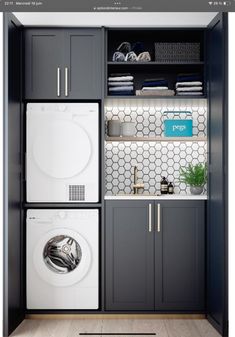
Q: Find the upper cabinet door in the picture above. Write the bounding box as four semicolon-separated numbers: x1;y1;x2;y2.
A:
25;29;64;99
155;201;205;311
105;200;154;311
64;29;102;99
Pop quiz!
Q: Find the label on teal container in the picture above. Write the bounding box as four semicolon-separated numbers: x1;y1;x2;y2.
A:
164;119;193;137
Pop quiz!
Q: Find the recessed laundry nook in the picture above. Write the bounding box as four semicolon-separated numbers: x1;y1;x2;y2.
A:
3;11;228;337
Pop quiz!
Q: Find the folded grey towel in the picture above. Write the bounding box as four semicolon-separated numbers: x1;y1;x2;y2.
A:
109;86;134;92
176;81;203;88
142;86;168;90
136;89;175;96
108;76;134;81
108;82;133;86
176;86;203;92
176;92;203;96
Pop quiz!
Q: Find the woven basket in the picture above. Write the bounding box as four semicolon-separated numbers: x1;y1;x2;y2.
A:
155;42;200;62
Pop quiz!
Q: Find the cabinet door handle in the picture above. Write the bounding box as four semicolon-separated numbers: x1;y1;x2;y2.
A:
65;67;69;97
57;67;61;97
157;203;161;232
148;203;152;232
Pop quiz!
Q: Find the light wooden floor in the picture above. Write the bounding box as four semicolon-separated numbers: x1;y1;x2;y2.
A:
10;318;221;337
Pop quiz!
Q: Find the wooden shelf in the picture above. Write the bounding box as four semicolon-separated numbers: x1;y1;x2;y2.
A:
105;136;207;142
108;61;204;65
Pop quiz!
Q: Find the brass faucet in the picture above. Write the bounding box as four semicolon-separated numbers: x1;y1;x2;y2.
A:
133;166;145;194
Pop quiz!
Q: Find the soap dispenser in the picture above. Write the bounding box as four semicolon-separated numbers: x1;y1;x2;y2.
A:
160;177;168;194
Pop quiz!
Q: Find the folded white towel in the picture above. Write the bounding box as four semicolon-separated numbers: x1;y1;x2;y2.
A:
176;86;203;92
108;76;134;81
108;82;133;86
177;92;203;96
142;86;168;91
176;81;203;88
109;86;134;91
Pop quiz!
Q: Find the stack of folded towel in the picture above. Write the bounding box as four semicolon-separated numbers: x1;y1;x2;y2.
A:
108;73;134;96
136;78;175;96
175;73;203;96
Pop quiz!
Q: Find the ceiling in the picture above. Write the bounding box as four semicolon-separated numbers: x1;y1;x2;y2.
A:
13;12;218;27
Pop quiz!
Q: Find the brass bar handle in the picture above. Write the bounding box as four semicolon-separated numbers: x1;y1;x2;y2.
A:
148;203;152;232
157;203;161;232
57;67;61;97
65;67;69;97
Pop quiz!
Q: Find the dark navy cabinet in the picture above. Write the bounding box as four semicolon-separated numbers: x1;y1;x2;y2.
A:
155;201;205;311
105;200;205;312
24;28;102;99
105;201;155;310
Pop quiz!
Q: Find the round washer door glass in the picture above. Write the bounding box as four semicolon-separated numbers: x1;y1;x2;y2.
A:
43;235;82;274
34;228;92;287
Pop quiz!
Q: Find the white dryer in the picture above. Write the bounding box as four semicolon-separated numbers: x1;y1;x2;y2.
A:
27;209;99;309
26;103;99;202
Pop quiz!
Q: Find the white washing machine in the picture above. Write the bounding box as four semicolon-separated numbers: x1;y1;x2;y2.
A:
26;103;99;202
27;209;99;309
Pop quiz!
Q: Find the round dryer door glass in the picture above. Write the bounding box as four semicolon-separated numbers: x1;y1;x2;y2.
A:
33;120;92;179
43;235;82;274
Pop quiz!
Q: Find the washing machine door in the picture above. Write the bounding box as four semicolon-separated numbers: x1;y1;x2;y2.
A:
34;228;92;287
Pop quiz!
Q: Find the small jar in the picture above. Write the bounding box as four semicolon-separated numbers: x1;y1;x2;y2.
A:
107;120;121;137
168;182;174;194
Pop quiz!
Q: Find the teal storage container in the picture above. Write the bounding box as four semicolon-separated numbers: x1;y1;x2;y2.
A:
163;111;193;137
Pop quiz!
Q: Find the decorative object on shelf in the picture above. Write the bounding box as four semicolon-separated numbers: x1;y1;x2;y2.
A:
160;177;168;194
168;182;174;194
163;111;193;137
125;51;138;62
107;119;121;137
175;73;203;96
108;73;134;96
121;122;136;137
112;41;151;63
154;42;200;63
112;51;125;62
180;163;207;195
137;51;151;62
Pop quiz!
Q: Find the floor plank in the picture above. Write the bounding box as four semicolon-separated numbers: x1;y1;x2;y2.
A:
194;319;221;337
9;318;220;337
164;319;202;337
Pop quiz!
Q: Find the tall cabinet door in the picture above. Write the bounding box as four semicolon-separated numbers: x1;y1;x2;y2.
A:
4;13;24;337
155;201;205;311
64;29;102;99
105;201;154;310
25;29;64;99
207;13;228;336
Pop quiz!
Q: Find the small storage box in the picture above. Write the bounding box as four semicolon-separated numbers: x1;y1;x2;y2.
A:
163;111;193;137
155;42;200;63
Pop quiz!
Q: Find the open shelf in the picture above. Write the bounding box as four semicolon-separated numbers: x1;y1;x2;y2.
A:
105;136;207;142
108;61;204;65
105;95;207;99
107;29;206;99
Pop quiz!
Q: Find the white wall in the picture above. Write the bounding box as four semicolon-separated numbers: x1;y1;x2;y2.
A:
13;12;217;27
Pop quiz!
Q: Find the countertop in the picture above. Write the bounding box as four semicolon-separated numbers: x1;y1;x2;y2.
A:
105;194;207;200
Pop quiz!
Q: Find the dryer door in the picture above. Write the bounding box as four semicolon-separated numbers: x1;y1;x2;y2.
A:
33;119;92;179
34;228;92;287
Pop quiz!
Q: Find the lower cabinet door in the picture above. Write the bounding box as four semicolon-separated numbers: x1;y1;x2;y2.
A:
105;200;154;310
155;201;205;311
